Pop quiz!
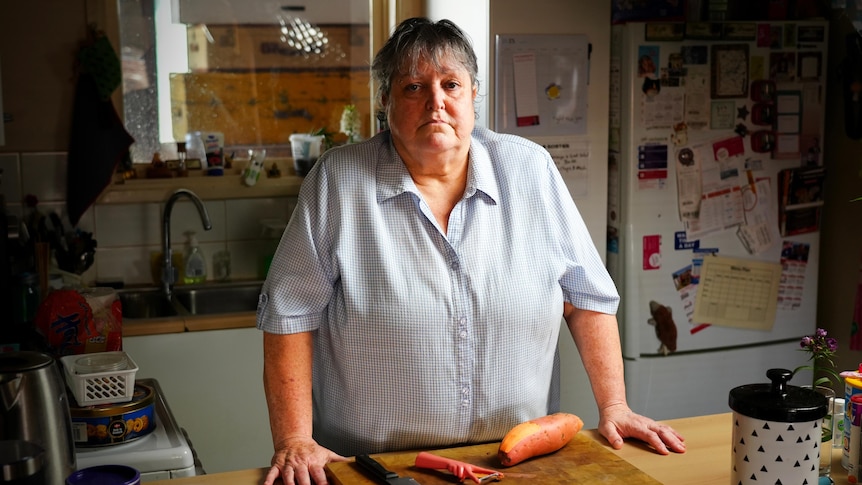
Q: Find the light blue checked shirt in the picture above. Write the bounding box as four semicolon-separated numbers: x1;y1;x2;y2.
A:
257;127;619;456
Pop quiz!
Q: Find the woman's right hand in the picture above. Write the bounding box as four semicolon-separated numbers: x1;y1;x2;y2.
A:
263;435;348;485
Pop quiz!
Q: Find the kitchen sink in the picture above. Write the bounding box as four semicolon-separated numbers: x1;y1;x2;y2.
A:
174;281;262;316
119;281;263;320
118;287;182;319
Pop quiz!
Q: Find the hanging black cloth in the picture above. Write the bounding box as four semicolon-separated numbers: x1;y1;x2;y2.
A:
66;31;134;226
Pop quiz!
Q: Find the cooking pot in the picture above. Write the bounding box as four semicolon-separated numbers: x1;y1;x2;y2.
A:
0;352;76;485
729;368;828;485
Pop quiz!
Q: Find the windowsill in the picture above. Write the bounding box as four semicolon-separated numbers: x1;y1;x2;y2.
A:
98;159;305;203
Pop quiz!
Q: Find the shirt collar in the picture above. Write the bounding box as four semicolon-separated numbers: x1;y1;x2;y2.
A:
376;130;501;205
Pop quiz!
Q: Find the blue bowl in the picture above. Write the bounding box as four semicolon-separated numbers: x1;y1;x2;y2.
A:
66;465;141;485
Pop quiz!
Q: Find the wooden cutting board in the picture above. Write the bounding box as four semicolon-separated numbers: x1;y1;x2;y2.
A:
325;433;662;484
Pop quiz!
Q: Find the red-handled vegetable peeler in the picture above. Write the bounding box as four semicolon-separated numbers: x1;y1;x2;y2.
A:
414;451;503;483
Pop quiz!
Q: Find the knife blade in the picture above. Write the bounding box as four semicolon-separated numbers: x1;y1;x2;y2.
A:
356;454;422;485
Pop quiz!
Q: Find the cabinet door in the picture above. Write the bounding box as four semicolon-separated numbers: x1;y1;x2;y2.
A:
125;328;271;474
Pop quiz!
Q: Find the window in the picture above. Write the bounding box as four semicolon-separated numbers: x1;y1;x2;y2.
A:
117;0;373;163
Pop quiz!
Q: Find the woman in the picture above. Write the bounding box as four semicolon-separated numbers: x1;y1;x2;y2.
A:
257;17;685;485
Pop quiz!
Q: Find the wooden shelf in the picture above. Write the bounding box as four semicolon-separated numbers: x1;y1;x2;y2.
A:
98;160;304;204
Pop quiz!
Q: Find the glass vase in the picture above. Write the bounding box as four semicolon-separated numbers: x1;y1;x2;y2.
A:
805;385;836;477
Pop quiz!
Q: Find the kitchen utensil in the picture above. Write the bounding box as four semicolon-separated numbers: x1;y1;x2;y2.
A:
356;454;421;484
0;351;76;485
728;368;828;485
414;452;502;483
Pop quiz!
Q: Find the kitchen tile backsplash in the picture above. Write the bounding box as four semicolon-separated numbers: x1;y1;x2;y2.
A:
2;151;293;286
0;153;22;208
21;153;67;203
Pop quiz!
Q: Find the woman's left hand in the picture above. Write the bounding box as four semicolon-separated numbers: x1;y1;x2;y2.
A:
597;403;686;455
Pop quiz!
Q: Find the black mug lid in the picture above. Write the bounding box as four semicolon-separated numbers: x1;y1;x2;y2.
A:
728;368;829;422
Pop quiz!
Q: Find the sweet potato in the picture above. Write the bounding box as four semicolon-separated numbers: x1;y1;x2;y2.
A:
497;412;584;466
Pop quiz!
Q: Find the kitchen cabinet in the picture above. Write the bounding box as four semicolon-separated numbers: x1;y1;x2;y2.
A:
124;327;272;474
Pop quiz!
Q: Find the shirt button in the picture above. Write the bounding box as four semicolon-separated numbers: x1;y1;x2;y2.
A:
451;261;460;271
459;330;468;339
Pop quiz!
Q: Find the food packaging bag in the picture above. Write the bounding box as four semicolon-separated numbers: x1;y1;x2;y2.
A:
35;288;122;356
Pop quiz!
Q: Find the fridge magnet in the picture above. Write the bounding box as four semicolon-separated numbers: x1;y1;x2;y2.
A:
777;241;811;311
648;300;678;356
637;45;660;78
751;102;775;125
756;24;772;48
782;25;797;49
681;45;708;65
750;79;777;102
710;100;737;129
637;143;668;171
643;234;662;270
667;53;685;77
773;133;800;158
797;25;826;43
797;51;822;81
750;130;776;153
685;22;723;40
778;167;825;236
691;247;719;285
712;135;745;161
769;52;796;82
674;231;700;250
723;23;757;41
671;122;688;146
749;54;766;80
642;77;661;97
645;23;685;41
768;25;784;49
711;44;749;99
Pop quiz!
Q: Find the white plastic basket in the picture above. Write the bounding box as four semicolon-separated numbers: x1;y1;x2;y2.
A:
60;351;139;406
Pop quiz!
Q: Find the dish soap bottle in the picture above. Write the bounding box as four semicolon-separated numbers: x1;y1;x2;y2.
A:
183;231;207;284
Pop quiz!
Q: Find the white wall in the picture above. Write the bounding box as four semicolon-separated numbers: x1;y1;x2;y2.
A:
490;0;611;430
425;0;490;128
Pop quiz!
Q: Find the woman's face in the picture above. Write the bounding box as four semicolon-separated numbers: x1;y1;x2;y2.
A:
384;56;477;163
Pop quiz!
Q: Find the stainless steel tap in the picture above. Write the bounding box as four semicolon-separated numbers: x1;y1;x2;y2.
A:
162;189;212;299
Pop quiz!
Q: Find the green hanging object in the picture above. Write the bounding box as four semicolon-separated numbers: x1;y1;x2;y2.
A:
77;27;122;100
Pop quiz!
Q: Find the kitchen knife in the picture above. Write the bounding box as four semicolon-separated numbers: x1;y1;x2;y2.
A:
356;454;422;485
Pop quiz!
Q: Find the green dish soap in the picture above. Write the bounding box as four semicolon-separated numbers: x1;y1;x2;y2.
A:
183;231;207;284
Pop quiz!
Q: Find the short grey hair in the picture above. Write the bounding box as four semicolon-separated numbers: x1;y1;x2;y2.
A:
371;18;479;121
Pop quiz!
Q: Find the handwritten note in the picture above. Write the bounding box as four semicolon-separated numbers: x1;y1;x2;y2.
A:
533;137;590;198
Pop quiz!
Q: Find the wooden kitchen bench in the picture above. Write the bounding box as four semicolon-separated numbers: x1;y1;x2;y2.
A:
143;413;856;484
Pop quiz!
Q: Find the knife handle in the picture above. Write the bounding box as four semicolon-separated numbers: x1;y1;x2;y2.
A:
356;454;398;481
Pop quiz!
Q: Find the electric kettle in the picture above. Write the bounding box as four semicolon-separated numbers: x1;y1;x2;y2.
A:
0;351;76;485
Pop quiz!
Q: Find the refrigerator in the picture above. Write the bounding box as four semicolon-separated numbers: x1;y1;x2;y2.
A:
608;20;828;420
